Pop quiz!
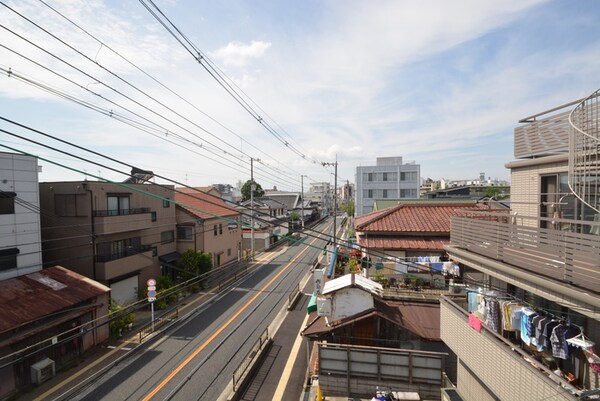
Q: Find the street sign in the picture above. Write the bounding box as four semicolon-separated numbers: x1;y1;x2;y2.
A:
147;290;157;297
148;297;156;302
147;285;156;291
147;278;156;286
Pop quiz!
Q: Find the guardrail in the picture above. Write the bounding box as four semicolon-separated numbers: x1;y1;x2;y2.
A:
138;307;179;343
232;327;270;392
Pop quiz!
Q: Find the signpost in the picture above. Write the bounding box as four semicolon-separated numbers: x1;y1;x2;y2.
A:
147;278;156;331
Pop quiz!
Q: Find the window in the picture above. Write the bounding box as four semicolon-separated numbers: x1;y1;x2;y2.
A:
367;172;374;182
151;211;157;222
161;230;174;244
177;226;193;240
227;248;231;256
96;237;142;261
0;248;19;271
219;224;223;234
214;225;218;236
163;198;171;208
107;194;130;216
383;189;388;198
54;194;85;217
0;192;16;215
152;246;158;257
400;189;417;198
366;189;373;198
400;171;417;181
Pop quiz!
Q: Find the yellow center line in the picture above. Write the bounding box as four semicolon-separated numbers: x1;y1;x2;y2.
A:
142;227;327;401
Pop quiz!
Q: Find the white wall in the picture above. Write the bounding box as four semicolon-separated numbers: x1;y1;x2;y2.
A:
0;153;42;280
331;287;374;321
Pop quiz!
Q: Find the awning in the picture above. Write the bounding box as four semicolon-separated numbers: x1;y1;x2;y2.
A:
159;252;181;264
307;293;317;314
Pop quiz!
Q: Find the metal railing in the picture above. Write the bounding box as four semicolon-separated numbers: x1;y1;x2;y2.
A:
93;207;151;217
569;88;600;213
95;245;152;262
138;307;179;343
450;211;600;293
232;327;270;391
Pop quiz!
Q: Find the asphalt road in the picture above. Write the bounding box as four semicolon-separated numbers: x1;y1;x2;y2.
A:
71;219;331;401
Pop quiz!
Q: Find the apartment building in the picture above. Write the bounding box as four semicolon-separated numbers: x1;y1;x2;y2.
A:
39;177;176;304
355;156;420;216
441;91;600;400
0;152;42;280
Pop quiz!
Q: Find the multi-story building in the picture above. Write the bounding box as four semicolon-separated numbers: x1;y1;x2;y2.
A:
39;176;176;304
355;157;420;216
441;91;600;400
0;152;42;280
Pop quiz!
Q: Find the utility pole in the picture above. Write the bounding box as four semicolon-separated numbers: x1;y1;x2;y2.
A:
322;156;338;247
250;158;260;261
301;175;307;230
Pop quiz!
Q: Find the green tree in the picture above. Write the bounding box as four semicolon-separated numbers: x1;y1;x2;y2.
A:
289;211;300;221
109;299;135;338
484;187;500;199
179;249;212;280
241;180;265;202
340;201;355;217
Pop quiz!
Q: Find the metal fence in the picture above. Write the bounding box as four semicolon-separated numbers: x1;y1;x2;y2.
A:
232;327;270;391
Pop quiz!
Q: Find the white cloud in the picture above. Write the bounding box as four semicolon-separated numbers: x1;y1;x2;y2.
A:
210;40;271;67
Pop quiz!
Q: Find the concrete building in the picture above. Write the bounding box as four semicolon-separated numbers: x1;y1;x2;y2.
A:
355;157;420;216
0;152;42;280
39;178;176;304
442;91;600;400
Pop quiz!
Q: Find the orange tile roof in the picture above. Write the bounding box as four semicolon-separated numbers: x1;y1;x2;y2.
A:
175;190;239;220
355;203;488;233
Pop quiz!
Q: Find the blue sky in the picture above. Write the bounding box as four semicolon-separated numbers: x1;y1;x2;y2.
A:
1;0;599;192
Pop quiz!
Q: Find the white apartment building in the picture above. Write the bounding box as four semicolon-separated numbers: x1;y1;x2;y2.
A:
0;152;42;280
355;156;420;216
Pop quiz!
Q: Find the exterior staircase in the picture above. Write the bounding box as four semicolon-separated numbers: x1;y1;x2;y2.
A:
569;88;600;213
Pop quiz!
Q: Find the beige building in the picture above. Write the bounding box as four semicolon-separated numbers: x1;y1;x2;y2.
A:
39;179;176;304
442;91;600;400
174;189;242;270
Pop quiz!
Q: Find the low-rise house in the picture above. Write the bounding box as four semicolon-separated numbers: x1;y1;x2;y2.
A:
0;266;110;398
238;197;288;253
174;188;242;271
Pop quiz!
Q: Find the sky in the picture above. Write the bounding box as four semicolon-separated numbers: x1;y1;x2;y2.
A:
1;0;599;193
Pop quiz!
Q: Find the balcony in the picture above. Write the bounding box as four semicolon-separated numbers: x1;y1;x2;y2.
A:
440;295;579;401
449;211;600;295
93;208;152;235
95;246;153;281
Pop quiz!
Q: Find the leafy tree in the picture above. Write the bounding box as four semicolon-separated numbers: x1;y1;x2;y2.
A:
179;249;212;280
484;187;500;199
109;299;135;338
340;201;355;217
241;180;265;201
289;211;300;221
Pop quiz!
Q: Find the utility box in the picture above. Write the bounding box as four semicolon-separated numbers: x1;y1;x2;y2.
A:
30;358;55;385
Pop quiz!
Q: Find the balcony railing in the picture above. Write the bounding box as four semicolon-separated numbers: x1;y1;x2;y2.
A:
95;245;152;263
93;207;150;217
450;211;600;294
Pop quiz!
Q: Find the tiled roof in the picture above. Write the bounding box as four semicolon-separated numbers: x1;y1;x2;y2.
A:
0;266;110;334
360;237;449;250
175;190;239;220
355;203;488;233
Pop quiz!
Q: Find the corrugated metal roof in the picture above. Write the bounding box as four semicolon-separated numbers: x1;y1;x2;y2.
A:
0;266;110;334
302;299;440;341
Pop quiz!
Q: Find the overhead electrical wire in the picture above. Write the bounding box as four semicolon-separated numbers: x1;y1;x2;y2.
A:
0;5;299;190
137;0;324;166
35;0;304;182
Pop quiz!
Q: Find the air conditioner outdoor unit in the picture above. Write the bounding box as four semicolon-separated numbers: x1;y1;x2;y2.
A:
441;388;465;401
30;358;55;385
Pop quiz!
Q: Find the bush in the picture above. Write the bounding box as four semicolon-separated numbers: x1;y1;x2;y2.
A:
109;299;135;338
